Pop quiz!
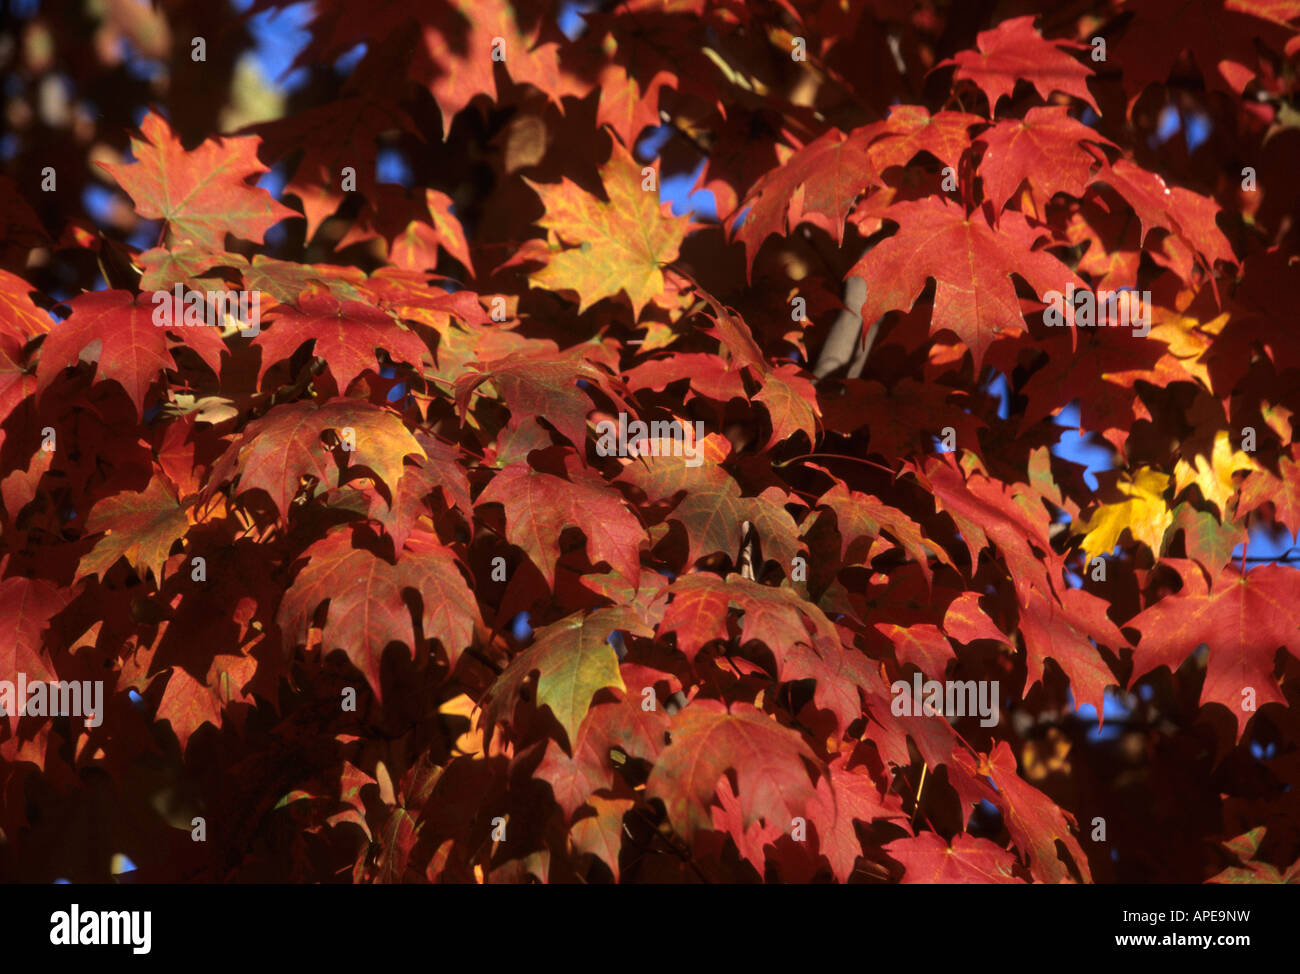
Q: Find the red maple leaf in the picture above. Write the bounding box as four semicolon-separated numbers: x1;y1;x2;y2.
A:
255;292;430;393
99;110;295;251
956;742;1092;883
646;700;824;840
938;16;1100;117
277;526;479;701
886;830;1023;883
849;197;1085;367
1126;561;1300;740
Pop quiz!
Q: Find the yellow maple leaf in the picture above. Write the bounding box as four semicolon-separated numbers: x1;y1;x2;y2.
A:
525;140;689;317
1173;429;1260;515
1078;466;1173;561
1146;307;1229;392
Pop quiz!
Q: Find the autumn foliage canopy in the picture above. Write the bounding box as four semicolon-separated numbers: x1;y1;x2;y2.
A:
3;0;1300;884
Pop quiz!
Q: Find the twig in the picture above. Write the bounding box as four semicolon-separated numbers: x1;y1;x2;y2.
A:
629;805;711;883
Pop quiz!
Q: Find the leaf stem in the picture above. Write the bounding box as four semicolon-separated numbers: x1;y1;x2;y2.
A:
774;452;898;475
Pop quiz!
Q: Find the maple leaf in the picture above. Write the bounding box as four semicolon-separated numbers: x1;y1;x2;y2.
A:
925;457;1127;710
1112;0;1296;104
921;454;1056;594
366;271;491;331
854;639;995;815
474;452;646;588
732;125;883;269
866;105;984;174
784;638;879;737
937;15;1100;117
483;606;651;748
535;730;612;822
646;700;824;840
352;433;473;550
569;795;634;881
1237;454;1300;533
251;96;416;241
875;623;955;676
957;741;1092;883
820;377;986;462
99;110;295;251
806;758;907;882
975;107;1111;213
525;141;689;316
400;190;475;276
0;577;66;735
1017;580;1127;715
337;188;476;277
752;363;820;449
655;573;734;662
886;831;1022;883
1061;197;1143;292
36;289;225;420
657;573;838;663
1207;827;1300;884
595;57;673;150
0;270;52;340
582;665;674;766
617;444;800;570
454;344;627;453
1018;327;1173;450
706;774;785;876
531;669;670;823
0;338;36;452
254;292;430;393
624;351;748;403
372;805;419;884
1163;503;1241;576
1172;429;1260;516
815;480;953;586
209;398;425;519
155;649;259;754
135;244;246;294
77;475;190;583
1126;561;1300;739
848;197;1084;367
277;526;479;700
239;255;368;305
1092;160;1237;273
412;0;587;139
683;279;769;373
943;591;1014;647
1077;467;1174;562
